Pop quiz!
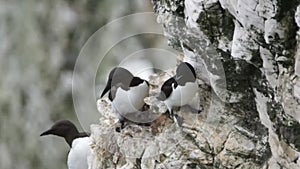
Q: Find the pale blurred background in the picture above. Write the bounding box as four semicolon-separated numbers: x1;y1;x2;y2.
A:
0;0;177;169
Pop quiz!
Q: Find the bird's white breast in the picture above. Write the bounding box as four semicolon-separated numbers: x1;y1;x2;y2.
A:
67;137;91;169
164;82;198;110
112;81;149;117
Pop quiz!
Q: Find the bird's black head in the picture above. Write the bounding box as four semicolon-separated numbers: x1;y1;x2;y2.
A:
100;67;134;98
175;62;196;85
40;120;84;147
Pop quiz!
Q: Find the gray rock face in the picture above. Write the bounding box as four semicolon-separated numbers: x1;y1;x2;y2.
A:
90;0;300;168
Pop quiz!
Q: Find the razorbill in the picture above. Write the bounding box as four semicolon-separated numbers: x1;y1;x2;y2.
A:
158;62;199;116
100;67;150;124
40;120;91;169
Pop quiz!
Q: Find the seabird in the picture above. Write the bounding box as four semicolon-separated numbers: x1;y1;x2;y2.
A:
40;120;91;169
157;62;199;118
100;67;150;125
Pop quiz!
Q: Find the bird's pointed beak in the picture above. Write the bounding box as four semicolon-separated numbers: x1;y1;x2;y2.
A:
40;129;53;136
100;83;110;98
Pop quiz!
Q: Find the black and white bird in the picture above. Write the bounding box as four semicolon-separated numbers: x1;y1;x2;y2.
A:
100;67;149;124
158;62;199;115
40;120;91;169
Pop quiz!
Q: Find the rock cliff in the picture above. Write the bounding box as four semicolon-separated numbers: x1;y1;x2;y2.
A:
90;0;300;168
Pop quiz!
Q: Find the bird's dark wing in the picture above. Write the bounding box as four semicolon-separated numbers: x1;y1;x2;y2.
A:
108;85;119;101
100;82;111;98
157;77;177;101
108;90;113;101
78;132;90;138
130;77;147;87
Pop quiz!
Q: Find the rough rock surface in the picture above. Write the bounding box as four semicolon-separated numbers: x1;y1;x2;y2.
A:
90;0;300;168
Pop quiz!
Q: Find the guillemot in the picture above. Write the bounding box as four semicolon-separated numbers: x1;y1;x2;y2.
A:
100;67;150;125
157;62;199;120
40;120;91;169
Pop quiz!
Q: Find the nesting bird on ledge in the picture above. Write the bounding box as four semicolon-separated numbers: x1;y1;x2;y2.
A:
157;62;199;117
100;67;149;125
40;120;91;169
